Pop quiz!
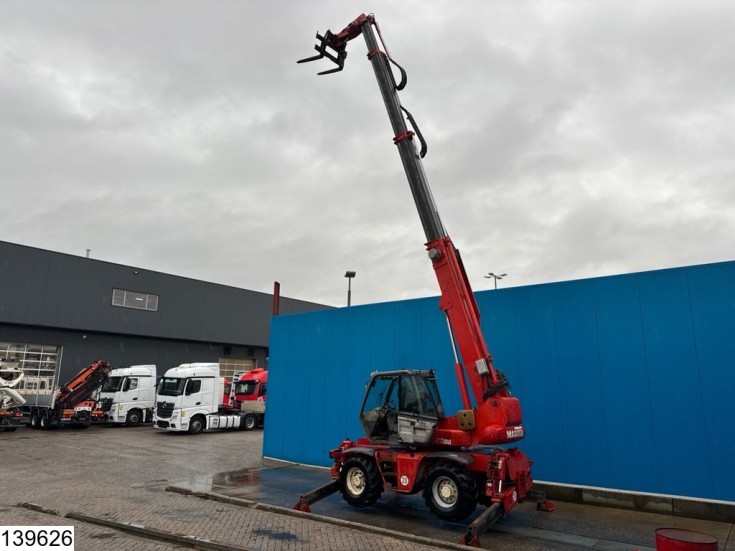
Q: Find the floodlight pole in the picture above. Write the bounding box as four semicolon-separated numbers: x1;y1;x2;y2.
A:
345;271;357;306
484;272;507;290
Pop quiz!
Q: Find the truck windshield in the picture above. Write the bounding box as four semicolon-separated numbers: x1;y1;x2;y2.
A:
236;381;258;396
101;377;123;392
158;377;186;396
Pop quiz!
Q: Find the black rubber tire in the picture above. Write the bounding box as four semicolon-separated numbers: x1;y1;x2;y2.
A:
188;415;204;435
339;455;383;508
29;411;39;429
423;463;478;522
125;409;142;427
243;414;258;431
39;412;49;430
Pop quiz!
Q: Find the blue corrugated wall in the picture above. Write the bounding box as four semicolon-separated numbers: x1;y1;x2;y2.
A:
264;261;735;502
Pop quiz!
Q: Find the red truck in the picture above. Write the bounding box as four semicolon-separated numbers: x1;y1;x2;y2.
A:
234;368;267;430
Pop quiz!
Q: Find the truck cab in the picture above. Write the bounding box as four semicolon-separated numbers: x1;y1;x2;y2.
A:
99;365;157;426
234;368;267;405
154;363;240;434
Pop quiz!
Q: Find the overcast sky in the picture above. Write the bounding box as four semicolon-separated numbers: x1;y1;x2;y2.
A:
2;1;733;307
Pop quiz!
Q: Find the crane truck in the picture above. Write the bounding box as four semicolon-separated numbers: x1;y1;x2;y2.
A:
23;360;111;429
296;14;552;545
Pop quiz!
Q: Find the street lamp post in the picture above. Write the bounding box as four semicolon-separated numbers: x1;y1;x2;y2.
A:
484;272;507;290
345;271;356;306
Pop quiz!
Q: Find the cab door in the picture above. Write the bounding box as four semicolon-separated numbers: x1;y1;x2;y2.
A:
359;371;443;446
394;374;441;445
121;376;140;405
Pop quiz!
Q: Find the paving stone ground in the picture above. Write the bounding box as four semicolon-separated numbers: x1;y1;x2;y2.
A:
2;425;732;551
0;425;446;550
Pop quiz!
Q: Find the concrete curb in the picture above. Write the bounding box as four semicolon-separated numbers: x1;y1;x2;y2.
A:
17;502;61;517
166;485;472;551
18;503;251;551
65;511;254;551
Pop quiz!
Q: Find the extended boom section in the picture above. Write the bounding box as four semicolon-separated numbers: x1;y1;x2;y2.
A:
297;13;552;545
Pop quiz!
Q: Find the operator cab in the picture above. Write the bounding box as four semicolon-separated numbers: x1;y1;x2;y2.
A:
359;370;444;445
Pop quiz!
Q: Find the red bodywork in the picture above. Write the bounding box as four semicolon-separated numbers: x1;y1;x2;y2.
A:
55;359;111;423
234;368;267;406
329;438;534;509
222;378;233;408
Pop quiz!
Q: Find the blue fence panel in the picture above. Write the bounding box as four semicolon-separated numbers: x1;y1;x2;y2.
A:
551;281;610;488
687;263;735;501
481;290;522;396
509;285;567;483
638;269;713;499
593;275;659;493
264;261;735;502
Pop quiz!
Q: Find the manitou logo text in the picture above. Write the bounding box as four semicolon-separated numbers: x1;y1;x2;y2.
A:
506;428;524;439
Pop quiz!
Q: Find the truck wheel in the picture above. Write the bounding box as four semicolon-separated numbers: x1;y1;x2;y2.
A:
125;409;142;427
243;414;258;431
188;415;204;435
39;412;49;430
423;463;477;521
29;411;39;429
339;455;383;508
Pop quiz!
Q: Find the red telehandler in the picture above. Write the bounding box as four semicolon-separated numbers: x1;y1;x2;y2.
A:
295;14;553;546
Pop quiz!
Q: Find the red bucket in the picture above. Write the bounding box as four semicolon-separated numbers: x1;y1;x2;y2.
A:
655;528;718;551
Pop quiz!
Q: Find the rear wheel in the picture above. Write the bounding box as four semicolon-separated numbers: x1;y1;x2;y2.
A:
423;463;477;521
243;414;258;431
30;411;39;429
39;412;49;430
188;415;205;435
339;455;383;508
125;409;142;427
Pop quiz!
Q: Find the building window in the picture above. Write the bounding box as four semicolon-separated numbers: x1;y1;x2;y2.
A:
112;288;159;312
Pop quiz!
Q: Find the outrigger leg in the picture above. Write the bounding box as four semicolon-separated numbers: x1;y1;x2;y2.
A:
462;490;554;547
293;480;340;513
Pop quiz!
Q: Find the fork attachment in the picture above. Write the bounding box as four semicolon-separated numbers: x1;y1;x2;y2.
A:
297;13;371;75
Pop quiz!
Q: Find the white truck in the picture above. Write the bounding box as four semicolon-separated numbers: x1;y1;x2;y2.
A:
98;365;157;426
153;363;250;434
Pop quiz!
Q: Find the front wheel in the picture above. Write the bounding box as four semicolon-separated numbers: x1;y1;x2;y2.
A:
423;463;478;521
339;455;383;508
188;415;205;435
125;409;142;427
